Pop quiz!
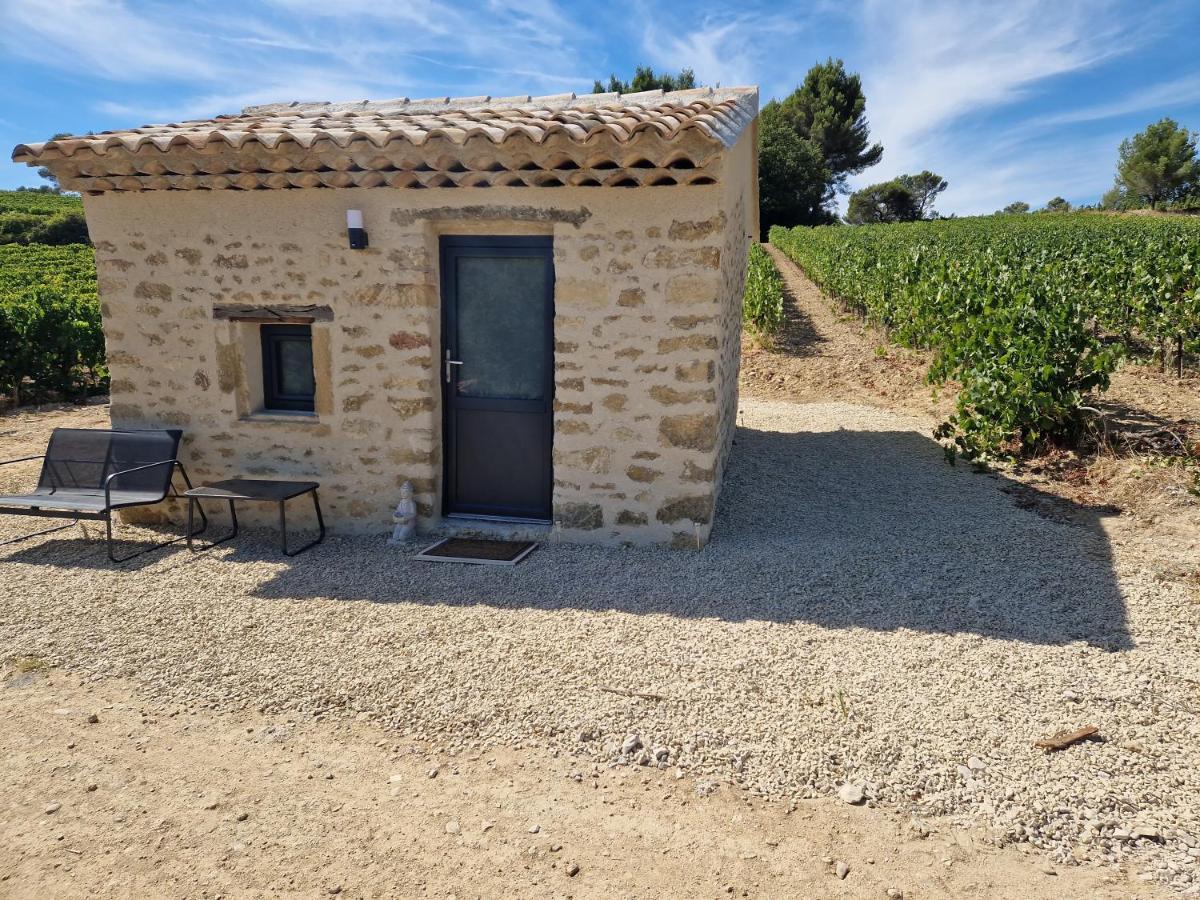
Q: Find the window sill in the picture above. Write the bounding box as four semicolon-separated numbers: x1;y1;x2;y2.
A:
240;410;320;424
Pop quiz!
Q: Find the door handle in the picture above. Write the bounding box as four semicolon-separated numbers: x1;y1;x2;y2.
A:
444;350;464;383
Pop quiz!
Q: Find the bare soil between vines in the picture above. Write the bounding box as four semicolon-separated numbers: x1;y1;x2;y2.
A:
747;245;1200;541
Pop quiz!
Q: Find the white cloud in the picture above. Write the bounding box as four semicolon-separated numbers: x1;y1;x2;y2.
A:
832;0;1199;213
638;8;807;94
1027;74;1200;129
259;0;590;89
856;0;1130;177
4;0;1195;207
1;0;595;128
933;130;1126;215
0;0;219;81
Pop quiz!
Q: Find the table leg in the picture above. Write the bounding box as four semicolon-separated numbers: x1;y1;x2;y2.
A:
186;498;238;552
186;498;196;551
312;490;326;543
280;489;325;557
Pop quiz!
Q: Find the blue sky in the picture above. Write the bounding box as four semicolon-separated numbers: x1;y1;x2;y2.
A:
2;0;1198;215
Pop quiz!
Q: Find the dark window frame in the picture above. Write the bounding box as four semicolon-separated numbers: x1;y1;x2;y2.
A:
260;324;316;412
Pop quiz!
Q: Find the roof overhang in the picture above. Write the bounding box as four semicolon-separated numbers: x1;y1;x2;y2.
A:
13;87;758;194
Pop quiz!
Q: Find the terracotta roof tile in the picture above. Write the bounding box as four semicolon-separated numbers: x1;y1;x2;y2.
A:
13;87;756;193
13;87;757;163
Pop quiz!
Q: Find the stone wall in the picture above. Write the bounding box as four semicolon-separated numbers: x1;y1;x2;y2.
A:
712;129;757;507
82;166;750;545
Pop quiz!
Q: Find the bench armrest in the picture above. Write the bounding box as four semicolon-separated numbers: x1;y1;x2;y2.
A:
103;459;178;508
0;454;45;467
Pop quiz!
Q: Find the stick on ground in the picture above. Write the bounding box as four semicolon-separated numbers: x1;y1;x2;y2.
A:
1034;725;1099;751
599;686;669;702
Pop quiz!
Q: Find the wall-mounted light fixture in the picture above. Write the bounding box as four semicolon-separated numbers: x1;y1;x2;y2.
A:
346;209;368;250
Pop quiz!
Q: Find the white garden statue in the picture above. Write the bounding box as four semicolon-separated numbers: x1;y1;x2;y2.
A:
388;480;418;545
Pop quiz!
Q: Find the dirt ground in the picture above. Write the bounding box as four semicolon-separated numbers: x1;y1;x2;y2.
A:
745;246;1200;440
747;246;1200;539
0;664;1163;900
741;250;948;421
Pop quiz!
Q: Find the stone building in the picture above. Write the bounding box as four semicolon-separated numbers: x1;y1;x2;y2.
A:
13;87;758;546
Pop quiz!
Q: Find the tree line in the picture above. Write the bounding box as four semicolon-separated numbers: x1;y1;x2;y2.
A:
594;60;943;227
997;119;1200;215
594;64;1200;226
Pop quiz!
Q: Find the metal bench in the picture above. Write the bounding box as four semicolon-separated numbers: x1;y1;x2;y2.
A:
0;427;207;562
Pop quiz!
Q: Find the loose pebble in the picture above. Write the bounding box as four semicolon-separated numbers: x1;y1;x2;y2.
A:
837;783;865;805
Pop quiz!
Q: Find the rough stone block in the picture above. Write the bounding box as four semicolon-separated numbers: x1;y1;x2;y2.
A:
668;212;726;241
617;288;645;308
658;335;718;353
601;394;627;412
674;360;715;383
626;465;661;483
657;494;714;524
659;414;716;451
666;274;720;305
555;502;603;530
644;246;720;269
388;331;430;350
556;277;609;309
649;385;716;405
555;400;593;415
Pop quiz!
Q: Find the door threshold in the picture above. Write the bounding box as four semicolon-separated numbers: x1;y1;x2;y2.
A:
445;513;552;526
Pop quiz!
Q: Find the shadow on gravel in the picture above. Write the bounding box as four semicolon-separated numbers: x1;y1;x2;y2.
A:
758;261;826;359
244;426;1131;650
2;426;1131;650
0;524;198;571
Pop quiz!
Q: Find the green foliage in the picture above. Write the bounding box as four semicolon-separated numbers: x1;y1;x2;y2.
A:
999;201;1031;215
592;66;696;94
1099;185;1131;211
0;189;82;216
772;58;883;184
846;171;947;225
896;171;948;218
1171;188;1200;211
0;191;89;246
0;210;89;246
0;244;104;404
758;105;834;230
0;213;42;245
1115;118;1200;210
13;185;64;195
743;244;785;336
846;179;921;224
1043;197;1072;213
33;133;73;190
760;58;883;229
30;210;90;245
770;214;1200;459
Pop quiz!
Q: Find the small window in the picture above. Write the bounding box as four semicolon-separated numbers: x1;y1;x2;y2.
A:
261;324;315;412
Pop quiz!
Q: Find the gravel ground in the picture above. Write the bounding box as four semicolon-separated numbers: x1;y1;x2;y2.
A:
2;398;1199;893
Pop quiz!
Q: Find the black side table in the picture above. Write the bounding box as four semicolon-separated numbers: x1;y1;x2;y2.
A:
184;479;325;556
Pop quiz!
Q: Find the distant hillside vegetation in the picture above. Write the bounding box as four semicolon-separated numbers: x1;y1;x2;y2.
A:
0;190;89;246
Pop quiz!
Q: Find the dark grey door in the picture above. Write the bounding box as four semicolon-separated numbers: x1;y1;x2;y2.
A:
441;236;554;521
